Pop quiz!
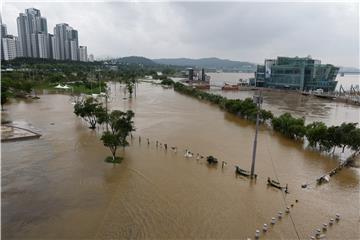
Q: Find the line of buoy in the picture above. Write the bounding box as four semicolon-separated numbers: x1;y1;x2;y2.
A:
253;200;300;239
309;214;340;239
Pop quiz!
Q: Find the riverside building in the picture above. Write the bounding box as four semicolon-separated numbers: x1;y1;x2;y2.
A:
255;56;339;92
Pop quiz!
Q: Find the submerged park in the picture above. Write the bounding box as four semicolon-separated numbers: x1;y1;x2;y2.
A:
2;68;360;238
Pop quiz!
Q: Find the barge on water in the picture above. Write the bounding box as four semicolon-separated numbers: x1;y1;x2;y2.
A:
222;83;240;91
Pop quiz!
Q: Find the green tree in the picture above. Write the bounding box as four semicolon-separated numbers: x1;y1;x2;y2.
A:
349;128;360;154
338;123;358;152
100;110;135;162
161;79;174;86
74;97;106;129
126;80;134;97
272;113;306;139
306;122;328;149
1;79;10;110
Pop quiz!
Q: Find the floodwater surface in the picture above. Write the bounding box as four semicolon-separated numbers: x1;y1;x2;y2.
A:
2;83;359;239
208;72;360;126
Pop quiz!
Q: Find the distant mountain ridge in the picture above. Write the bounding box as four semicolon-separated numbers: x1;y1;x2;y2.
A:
152;57;257;71
106;56;359;73
110;56;159;66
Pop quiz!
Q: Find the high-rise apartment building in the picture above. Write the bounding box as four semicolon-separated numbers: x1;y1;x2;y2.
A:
1;22;8;60
2;35;21;60
17;8;48;58
11;8;88;61
1;22;7;37
37;33;50;58
70;40;78;61
79;46;87;62
54;23;79;61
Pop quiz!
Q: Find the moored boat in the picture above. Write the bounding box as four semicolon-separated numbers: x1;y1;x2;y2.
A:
314;94;336;100
267;177;282;189
235;166;251;177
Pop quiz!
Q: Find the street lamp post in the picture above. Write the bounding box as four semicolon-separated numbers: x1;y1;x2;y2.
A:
250;91;263;178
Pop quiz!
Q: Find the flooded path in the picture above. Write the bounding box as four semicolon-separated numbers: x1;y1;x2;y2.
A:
2;83;359;239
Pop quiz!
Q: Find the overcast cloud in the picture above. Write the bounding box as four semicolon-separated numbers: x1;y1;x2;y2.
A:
2;1;359;67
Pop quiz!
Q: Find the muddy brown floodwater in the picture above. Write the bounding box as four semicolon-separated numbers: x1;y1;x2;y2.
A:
2;82;359;239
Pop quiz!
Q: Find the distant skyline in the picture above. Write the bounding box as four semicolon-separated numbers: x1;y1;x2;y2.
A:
3;1;359;67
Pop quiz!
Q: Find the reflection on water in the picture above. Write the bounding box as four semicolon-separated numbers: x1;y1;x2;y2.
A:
208;73;360;126
2;83;359;239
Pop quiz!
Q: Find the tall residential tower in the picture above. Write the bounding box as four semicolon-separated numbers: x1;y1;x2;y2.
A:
17;8;49;58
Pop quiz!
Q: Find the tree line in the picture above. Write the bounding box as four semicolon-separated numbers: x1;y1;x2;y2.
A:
1;59;181;108
173;82;360;155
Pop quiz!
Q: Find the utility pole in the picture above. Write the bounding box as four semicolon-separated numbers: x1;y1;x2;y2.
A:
250;91;263;178
105;93;109;131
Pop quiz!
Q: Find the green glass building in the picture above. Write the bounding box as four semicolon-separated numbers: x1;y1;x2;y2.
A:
255;56;339;92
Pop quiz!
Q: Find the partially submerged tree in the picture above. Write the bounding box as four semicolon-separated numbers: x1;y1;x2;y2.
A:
271;113;306;140
101;110;135;163
74;97;106;129
306;122;328;149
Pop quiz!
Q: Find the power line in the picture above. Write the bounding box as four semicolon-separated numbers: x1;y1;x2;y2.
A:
266;134;301;240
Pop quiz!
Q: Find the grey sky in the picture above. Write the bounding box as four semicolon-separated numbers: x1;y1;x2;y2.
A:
3;1;359;67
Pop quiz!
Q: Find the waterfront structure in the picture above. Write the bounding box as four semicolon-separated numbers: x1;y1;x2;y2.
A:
79;46;88;62
255;56;339;92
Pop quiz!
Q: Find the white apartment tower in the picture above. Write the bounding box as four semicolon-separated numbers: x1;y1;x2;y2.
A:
79;46;87;62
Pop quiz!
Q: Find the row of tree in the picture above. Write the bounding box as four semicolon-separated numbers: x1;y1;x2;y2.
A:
173;82;273;122
74;97;135;163
173;82;360;154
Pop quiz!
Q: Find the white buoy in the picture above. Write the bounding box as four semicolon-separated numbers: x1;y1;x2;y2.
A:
255;229;260;238
329;218;334;225
263;223;268;232
271;217;276;224
278;211;282;218
285;207;290;213
336;214;340;221
322;223;328;231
